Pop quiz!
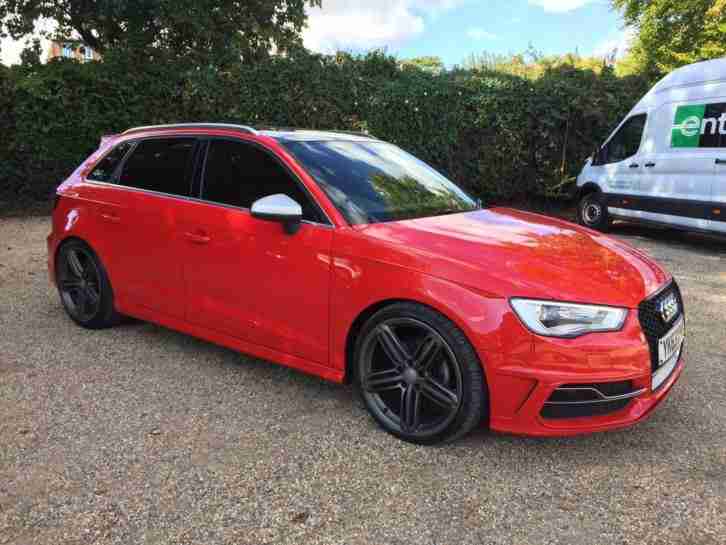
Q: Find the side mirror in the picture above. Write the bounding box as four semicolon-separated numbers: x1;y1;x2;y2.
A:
251;194;303;235
591;146;602;166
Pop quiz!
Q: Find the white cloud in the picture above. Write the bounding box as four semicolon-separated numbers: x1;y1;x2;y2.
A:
528;0;593;12
303;0;463;53
466;27;497;40
593;28;635;58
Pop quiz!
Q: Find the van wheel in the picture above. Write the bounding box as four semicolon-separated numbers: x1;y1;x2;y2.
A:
577;192;611;232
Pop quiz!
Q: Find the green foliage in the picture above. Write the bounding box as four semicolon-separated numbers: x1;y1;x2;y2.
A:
0;0;321;64
400;56;445;75
0;49;650;208
614;0;726;74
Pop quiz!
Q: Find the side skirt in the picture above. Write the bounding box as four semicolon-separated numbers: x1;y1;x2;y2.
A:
116;296;345;384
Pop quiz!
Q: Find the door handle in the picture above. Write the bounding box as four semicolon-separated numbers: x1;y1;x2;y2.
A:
644;162;656;168
716;159;726;165
628;163;639;168
184;231;211;244
100;213;120;223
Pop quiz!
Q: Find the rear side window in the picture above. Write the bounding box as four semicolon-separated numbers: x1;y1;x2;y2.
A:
118;138;196;196
201;140;324;223
88;141;132;182
601;114;647;164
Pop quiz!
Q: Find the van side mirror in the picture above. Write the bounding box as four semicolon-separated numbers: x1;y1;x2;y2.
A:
251;194;303;235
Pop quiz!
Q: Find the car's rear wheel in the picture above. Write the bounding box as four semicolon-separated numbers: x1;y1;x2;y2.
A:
577;191;611;232
354;302;488;444
56;240;120;329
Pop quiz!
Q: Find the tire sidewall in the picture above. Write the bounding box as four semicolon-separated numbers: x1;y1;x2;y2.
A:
354;302;488;445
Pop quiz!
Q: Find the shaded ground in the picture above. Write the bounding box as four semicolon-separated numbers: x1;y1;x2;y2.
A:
1;215;725;545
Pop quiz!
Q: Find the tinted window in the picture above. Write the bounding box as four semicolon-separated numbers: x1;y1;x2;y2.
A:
201;140;323;222
282;140;477;225
118;138;196;196
88;142;132;182
601;114;646;164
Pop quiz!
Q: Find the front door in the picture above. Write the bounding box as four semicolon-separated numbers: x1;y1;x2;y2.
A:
178;138;333;365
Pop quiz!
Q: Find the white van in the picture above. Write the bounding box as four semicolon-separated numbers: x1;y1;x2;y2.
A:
576;58;726;235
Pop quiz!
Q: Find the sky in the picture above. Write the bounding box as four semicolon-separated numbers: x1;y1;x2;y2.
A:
0;0;631;67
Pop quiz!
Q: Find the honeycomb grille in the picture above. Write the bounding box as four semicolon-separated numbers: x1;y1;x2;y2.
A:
638;281;684;372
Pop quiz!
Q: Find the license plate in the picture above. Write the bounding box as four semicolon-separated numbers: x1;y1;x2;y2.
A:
657;317;685;367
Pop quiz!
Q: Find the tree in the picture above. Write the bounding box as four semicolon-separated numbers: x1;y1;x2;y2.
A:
400;56;445;75
613;0;726;73
0;0;321;64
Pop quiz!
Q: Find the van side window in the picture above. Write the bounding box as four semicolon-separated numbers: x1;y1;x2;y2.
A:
201;140;324;223
600;114;647;164
88;142;132;182
118;138;196;197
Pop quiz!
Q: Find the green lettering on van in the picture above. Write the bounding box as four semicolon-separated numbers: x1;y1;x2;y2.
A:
672;104;705;147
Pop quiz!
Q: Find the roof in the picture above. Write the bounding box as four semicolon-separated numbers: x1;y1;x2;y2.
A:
121;123;376;142
650;58;726;95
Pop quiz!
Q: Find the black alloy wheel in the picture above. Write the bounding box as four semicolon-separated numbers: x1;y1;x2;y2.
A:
355;303;487;444
56;241;120;329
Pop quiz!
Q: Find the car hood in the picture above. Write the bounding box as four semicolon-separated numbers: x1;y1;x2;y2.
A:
354;207;669;308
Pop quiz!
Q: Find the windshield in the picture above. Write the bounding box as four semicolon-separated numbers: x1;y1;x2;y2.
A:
282;140;478;225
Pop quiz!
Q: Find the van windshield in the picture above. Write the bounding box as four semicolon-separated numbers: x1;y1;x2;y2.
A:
282;140;477;225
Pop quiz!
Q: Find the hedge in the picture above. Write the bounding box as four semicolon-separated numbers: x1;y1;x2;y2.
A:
0;50;650;209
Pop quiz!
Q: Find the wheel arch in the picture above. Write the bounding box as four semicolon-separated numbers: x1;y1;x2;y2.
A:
577;182;602;202
342;297;483;385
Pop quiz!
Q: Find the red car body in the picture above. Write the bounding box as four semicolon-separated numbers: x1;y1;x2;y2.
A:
47;125;684;437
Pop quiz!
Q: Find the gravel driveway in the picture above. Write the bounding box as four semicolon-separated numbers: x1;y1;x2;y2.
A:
1;215;725;545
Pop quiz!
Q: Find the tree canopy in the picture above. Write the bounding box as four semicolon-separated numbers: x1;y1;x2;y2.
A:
0;0;321;63
613;0;726;73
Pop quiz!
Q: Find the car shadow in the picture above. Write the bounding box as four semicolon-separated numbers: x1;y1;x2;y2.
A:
609;221;726;255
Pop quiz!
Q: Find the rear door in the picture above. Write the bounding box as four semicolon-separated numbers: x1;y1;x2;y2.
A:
98;137;200;318
177;138;333;365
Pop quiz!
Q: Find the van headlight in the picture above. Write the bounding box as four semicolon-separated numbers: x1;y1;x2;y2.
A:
510;299;627;338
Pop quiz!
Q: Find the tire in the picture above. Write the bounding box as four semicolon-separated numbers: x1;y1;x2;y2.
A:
56;240;121;329
577;191;611;232
354;302;488;445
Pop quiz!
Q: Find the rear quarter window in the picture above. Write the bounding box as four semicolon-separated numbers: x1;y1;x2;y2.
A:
88;141;133;182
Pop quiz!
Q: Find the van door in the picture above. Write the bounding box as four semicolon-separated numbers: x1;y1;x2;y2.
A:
635;100;719;231
594;113;647;199
713;159;726;233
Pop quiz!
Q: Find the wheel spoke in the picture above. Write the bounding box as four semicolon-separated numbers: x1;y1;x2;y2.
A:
85;286;100;306
363;368;403;393
67;250;86;278
74;286;89;311
400;385;420;433
412;334;442;373
375;324;411;367
61;279;83;291
420;377;459;410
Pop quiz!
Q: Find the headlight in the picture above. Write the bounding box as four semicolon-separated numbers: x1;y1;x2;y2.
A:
510;299;627;338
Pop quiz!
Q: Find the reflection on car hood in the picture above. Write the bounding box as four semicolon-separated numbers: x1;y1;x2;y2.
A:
355;207;670;307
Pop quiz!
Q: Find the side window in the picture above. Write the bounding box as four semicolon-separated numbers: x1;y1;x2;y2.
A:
601;114;647;164
88;142;132;182
201;140;324;223
118;138;196;196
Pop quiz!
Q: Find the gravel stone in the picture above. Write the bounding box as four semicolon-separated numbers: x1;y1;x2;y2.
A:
1;216;725;544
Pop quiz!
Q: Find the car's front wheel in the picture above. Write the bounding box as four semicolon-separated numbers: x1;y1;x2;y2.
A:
354;302;488;444
56;240;120;329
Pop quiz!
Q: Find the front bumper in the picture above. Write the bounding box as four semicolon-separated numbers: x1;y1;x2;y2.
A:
489;355;683;437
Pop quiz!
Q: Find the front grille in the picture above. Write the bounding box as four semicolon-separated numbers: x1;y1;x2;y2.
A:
638;281;684;372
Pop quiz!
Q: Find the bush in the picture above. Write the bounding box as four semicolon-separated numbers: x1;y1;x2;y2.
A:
0;50;650;210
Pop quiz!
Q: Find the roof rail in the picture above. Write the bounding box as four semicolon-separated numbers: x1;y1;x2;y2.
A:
122;123;258;136
256;126;375;139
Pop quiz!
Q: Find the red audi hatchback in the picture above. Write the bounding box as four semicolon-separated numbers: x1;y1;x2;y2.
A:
48;124;685;443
